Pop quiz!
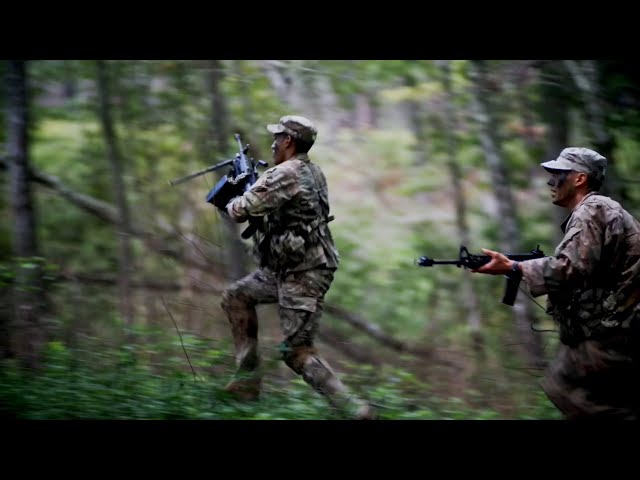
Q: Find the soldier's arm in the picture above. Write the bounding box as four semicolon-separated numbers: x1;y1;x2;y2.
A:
226;166;299;222
521;215;605;297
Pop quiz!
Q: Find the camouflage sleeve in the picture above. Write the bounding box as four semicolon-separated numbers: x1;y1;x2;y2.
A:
226;165;299;222
520;256;570;297
521;214;605;297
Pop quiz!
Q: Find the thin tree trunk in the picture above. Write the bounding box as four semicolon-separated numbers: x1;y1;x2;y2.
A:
540;61;571;246
438;60;485;358
468;60;544;368
563;60;621;200
259;60;293;105
63;60;77;100
403;74;428;165
514;61;545;154
5;60;47;368
365;90;379;129
96;60;135;328
316;73;341;144
208;59;248;282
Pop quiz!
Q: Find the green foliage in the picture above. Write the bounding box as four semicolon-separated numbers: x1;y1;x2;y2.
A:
0;337;560;420
10;59;639;421
614;135;640;213
0;256;59;290
0;262;13;288
327;235;377;310
501;139;537;188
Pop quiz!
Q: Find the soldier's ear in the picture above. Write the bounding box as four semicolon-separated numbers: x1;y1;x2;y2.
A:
575;172;588;187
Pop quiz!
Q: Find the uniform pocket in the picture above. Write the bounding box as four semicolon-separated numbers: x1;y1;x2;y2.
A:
270;231;306;265
279;293;317;313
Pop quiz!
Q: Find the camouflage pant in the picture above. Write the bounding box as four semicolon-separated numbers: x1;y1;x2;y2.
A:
221;267;365;415
541;335;638;419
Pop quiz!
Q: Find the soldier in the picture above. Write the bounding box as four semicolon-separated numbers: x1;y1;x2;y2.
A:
474;147;639;419
218;115;374;420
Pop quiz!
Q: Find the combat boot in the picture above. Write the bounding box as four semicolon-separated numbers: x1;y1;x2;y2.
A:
223;377;262;402
354;403;377;420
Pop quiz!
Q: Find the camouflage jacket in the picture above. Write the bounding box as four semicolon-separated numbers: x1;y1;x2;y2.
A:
521;192;640;343
227;153;340;274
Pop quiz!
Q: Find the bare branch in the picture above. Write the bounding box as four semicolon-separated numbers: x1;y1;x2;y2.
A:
161;296;197;381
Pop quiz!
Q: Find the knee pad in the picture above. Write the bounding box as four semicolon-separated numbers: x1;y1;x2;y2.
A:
221;287;251;312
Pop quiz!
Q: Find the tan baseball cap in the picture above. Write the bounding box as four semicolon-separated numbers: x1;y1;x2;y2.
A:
267;115;317;143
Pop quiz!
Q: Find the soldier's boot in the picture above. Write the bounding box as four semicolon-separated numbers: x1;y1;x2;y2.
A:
284;344;375;420
224;376;262;402
222;293;262;401
354;403;377;420
222;337;262;402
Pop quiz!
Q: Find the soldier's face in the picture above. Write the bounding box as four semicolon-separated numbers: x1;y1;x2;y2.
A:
547;170;576;207
271;133;290;165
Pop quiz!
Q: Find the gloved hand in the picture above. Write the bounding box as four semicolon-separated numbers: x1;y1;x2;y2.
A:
206;176;243;212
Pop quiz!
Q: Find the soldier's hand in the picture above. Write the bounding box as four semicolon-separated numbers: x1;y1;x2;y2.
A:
472;248;513;275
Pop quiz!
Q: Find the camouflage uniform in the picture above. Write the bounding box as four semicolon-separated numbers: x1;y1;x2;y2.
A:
220;116;370;418
521;148;640;419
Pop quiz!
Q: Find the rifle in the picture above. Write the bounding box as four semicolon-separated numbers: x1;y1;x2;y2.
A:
416;245;545;306
169;133;268;239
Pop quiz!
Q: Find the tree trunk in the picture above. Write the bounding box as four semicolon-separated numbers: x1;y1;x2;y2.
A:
438;60;485;358
63;60;77;100
95;60;135;328
563;60;621;201
5;60;47;368
403;73;428;165
259;60;293;106
208;59;249;282
468;60;544;368
539;61;571;246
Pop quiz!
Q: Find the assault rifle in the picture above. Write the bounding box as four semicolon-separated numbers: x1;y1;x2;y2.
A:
169;133;268;239
416;245;545;306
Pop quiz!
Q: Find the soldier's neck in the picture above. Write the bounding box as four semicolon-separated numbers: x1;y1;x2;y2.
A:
283;150;306;163
567;190;591;211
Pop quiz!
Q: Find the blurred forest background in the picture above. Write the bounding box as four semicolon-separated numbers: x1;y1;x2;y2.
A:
2;59;640;420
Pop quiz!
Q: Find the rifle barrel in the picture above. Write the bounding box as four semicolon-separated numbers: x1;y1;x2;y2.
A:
417;257;462;267
235;133;244;153
168;159;233;186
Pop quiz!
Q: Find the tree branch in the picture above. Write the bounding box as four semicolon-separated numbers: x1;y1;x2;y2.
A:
323;304;433;358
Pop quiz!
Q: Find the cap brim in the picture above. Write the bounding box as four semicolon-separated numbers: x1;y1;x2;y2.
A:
267;123;286;134
540;159;573;171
